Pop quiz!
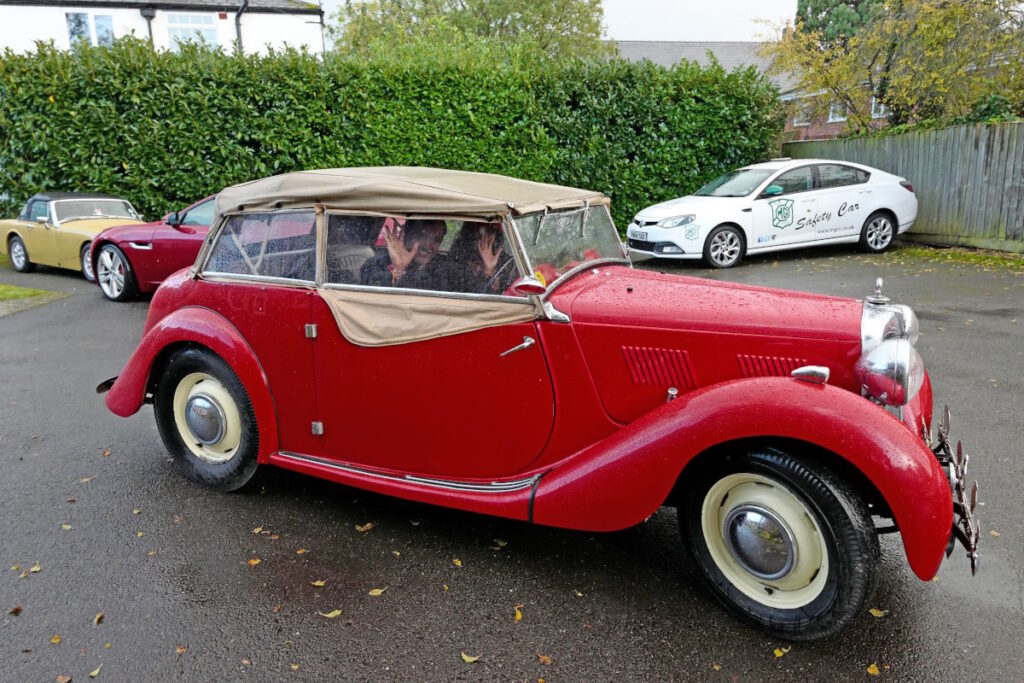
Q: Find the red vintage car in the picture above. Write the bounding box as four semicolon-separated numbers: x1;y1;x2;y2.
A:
90;195;215;301
99;168;980;640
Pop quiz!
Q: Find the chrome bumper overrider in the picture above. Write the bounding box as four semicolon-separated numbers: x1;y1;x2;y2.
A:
932;406;981;575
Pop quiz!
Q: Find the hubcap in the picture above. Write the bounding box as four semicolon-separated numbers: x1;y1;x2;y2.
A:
722;504;797;581
82;246;95;280
97;248;126;299
185;394;226;445
10;240;26;269
866;217;893;250
701;472;828;609
710;230;741;266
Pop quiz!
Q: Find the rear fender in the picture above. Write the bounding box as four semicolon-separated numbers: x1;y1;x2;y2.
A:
105;306;279;464
531;377;952;581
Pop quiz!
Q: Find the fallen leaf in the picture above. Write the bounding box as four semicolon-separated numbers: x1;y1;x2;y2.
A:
102;449;111;458
296;548;307;555
241;659;251;666
869;608;888;618
176;645;187;655
310;580;326;588
990;530;1000;537
252;527;263;534
132;509;140;515
443;584;449;591
392;550;401;556
78;476;94;484
410;520;421;526
67;498;76;504
574;590;584;598
460;652;480;663
248;558;261;567
538;654;552;665
452;559;462;568
867;662;880;676
270;534;279;540
931;576;941;583
773;646;791;658
291;664;299;671
30;562;41;573
273;605;281;613
136;532;143;538
712;663;721;671
61;524;72;531
368;587;387;597
51;635;62;644
355;523;373;533
8;605;22;616
10;564;18;571
89;664;102;678
104;643;110;649
18;570;28;579
318;609;343;619
173;515;183;524
57;676;71;683
93;612;104;626
492;539;508;550
146;549;157;557
515;604;523;622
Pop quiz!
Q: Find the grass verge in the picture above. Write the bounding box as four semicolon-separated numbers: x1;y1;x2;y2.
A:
891;243;1024;271
0;282;54;302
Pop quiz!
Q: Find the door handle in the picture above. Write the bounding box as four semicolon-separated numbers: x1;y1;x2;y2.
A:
500;336;535;357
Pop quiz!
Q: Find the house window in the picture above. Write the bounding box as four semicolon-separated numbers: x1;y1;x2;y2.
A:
94;15;114;46
66;12;90;46
828;102;848;123
167;14;217;50
792;101;812;127
871;97;889;119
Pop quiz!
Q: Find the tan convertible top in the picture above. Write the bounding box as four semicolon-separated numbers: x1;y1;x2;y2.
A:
213;166;608;220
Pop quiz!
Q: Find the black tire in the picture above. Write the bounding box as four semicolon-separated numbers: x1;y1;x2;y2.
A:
153;347;260;492
680;447;878;641
859;211;896;253
702;225;745;268
81;243;96;282
8;235;35;272
95;243;139;302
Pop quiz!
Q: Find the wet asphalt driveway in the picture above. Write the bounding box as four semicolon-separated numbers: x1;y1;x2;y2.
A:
1;245;1022;682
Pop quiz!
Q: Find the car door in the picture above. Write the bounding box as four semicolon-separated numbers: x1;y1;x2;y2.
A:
142;198;215;288
809;163;871;239
751;165;820;249
20;200;58;266
310;214;556;480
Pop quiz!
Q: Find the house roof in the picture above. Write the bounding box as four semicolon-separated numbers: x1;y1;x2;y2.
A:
614;40;798;91
0;0;322;15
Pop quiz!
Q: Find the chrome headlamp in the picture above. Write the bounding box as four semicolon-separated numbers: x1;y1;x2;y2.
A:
657;215;696;228
861;278;920;355
855;338;925;406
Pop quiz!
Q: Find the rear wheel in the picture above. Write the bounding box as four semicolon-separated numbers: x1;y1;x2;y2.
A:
96;243;139;302
81;243;96;282
154;347;259;492
703;225;745;268
680;447;878;641
859;211;895;253
8;236;35;272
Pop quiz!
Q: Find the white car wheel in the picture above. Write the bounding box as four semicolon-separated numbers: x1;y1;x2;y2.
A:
860;212;894;253
703;225;745;268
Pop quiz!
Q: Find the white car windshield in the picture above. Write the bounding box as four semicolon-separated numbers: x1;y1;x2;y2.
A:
54;199;139;222
694;169;774;197
515;205;626;287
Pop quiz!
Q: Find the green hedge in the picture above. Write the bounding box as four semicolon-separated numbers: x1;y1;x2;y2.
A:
0;40;782;230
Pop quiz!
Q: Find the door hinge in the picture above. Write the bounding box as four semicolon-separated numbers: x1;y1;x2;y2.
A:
304;324;317;339
311;421;324;435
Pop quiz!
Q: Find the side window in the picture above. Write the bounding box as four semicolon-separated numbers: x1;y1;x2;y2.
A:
205;211;316;281
181;199;215;226
28;201;49;221
772;167;814;195
818;164;867;189
326;214;523;296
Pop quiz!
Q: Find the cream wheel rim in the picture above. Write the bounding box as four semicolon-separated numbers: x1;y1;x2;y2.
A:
701;473;829;609
172;372;242;464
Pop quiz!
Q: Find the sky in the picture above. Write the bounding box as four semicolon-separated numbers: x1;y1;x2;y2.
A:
318;0;799;43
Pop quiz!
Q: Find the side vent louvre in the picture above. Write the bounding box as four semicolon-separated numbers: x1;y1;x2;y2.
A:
622;346;696;389
737;354;808;377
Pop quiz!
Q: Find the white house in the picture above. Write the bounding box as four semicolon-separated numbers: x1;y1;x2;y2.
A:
0;0;325;55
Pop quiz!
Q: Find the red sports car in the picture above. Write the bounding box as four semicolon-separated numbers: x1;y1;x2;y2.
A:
90;195;215;301
99;168;980;640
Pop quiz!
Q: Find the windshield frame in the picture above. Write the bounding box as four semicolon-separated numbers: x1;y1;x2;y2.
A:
51;198;139;226
693;168;775;198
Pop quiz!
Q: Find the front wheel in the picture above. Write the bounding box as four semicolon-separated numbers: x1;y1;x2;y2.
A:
8;236;35;272
703;225;745;268
680;448;878;641
859;211;895;253
154;347;259;492
81;243;96;282
96;244;139;302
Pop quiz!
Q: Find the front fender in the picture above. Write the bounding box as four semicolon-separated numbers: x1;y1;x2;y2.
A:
531;377;952;581
105;306;279;464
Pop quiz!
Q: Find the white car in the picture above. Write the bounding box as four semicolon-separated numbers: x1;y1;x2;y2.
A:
626;159;918;268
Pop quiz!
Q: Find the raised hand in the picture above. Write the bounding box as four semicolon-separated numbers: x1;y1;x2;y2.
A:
383;221;417;276
477;228;503;277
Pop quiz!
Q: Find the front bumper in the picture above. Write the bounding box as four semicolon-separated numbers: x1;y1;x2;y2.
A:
932;406;981;575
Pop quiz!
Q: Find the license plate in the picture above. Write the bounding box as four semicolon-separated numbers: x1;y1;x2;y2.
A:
630;230;647;240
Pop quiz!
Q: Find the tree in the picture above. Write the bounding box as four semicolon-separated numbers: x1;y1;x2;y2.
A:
796;0;883;46
330;0;613;61
768;0;1024;130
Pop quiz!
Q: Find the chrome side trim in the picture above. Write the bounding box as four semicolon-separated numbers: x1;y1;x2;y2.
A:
791;365;830;384
275;451;540;493
128;241;153;250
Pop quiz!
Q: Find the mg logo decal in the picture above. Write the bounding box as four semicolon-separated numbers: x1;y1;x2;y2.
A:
769;198;794;229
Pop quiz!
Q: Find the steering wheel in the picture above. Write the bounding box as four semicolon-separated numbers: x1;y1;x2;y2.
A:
483;258;516;294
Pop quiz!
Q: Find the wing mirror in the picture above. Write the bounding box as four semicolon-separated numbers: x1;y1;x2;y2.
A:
762;185;784;197
167;211;182;227
511;275;547;296
35;216;47;224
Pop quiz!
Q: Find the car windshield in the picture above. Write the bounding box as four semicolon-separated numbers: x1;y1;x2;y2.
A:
53;199;138;222
693;169;773;197
514;205;626;288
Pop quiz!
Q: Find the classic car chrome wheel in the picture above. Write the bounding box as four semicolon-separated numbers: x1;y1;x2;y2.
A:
8;236;35;273
703;225;744;268
860;211;895;253
96;244;138;302
681;448;878;641
81;244;96;282
154;347;259;491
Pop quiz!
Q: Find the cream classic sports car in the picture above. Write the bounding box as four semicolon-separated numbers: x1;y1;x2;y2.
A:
1;192;144;281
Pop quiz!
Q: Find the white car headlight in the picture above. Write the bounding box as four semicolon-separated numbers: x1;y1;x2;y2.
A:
657;215;696;228
854;338;925;406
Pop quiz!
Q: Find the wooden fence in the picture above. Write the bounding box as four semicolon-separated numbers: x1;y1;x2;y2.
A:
783;122;1024;253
